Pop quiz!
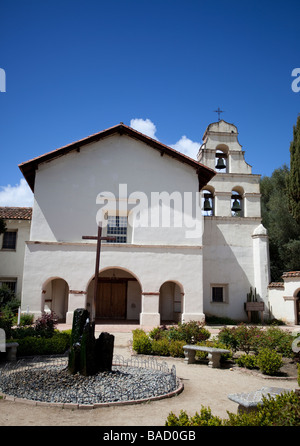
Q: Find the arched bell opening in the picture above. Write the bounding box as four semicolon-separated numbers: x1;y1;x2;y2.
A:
159;281;184;324
231;187;244;217
215;145;229;173
86;267;142;322
42;277;69;322
201;186;215;216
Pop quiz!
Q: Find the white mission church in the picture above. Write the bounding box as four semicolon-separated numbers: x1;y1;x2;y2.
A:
14;120;272;326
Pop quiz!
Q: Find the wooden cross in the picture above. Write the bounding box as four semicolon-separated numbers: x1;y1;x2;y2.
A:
82;224;116;321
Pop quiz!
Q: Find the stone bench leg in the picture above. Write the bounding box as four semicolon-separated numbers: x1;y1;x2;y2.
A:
184;349;196;364
208;352;221;368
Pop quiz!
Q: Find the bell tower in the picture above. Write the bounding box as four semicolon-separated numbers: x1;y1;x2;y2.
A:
199;119;270;321
198;120;260;218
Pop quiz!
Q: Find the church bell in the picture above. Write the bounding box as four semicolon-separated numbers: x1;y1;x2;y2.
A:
231;198;242;212
203;195;213;211
215;157;226;170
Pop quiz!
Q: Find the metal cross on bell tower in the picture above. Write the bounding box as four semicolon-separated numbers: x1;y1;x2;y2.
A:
214;107;224;121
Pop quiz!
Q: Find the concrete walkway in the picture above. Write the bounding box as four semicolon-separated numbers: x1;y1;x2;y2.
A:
0;323;299;426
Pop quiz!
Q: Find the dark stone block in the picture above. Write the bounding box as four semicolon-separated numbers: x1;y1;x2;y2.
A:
68;309;115;376
95;332;115;372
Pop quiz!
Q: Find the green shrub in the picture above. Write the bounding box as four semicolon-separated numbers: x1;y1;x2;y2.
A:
151;338;170;356
166;407;223;426
11;326;36;339
132;329;152;355
172;321;210;344
34;311;58;338
235;353;257;369
217;326;239;352
165;391;300;426
251;326;294;357
0;311;14;339
0;285;18;309
19;313;34;326
298;364;300;387
148;326;168;341
14;331;71;356
234;324;262;354
217;324;262;353
225;391;300;426
132;322;210;357
217;325;294;358
168;340;185;358
256;348;283;375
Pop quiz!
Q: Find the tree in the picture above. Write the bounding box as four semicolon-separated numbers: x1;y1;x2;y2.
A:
260;165;300;281
287;114;300;224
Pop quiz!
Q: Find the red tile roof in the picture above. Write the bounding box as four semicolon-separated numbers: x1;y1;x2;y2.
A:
268;282;285;288
19;123;215;192
0;207;32;220
282;271;300;278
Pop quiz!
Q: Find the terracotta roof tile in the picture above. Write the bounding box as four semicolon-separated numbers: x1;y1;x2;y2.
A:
282;271;300;278
268;282;285;288
0;207;32;220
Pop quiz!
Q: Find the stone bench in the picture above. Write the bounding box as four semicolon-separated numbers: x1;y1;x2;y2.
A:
4;343;19;361
183;344;230;368
227;387;290;413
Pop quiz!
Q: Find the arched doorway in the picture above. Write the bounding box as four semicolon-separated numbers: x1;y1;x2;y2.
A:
42;278;69;322
87;268;142;321
159;281;183;323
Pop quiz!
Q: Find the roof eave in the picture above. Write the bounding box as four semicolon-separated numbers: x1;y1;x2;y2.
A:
19;124;215;192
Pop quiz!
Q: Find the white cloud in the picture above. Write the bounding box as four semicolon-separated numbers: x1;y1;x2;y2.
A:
130;118;158;140
130;118;200;160
0;179;34;207
170;135;200;160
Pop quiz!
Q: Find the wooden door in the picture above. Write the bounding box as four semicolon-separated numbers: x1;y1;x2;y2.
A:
96;281;127;319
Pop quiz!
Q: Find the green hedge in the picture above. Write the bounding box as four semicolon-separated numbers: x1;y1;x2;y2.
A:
132;322;211;358
218;324;295;357
13;331;71;356
166;391;300;426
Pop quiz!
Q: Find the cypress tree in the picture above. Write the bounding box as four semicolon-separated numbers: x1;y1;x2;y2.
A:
288;114;300;224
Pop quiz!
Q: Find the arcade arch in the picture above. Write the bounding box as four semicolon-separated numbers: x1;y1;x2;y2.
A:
42;277;69;322
159;281;184;323
86;267;142;321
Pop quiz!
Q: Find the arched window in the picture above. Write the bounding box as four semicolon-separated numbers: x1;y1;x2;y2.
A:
231;187;244;217
201;187;215;216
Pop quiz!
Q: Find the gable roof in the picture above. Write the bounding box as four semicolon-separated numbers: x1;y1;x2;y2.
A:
19;123;215;192
0;207;32;220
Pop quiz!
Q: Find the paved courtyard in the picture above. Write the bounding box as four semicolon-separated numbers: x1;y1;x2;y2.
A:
0;323;298;426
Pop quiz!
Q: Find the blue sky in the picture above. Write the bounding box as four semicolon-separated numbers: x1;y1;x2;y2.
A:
0;0;299;206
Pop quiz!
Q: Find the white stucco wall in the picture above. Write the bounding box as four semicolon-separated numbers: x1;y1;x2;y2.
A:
22;242;203;324
0;220;31;298
30;134;202;245
202;217;261;320
268;276;300;324
21;133;205;325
